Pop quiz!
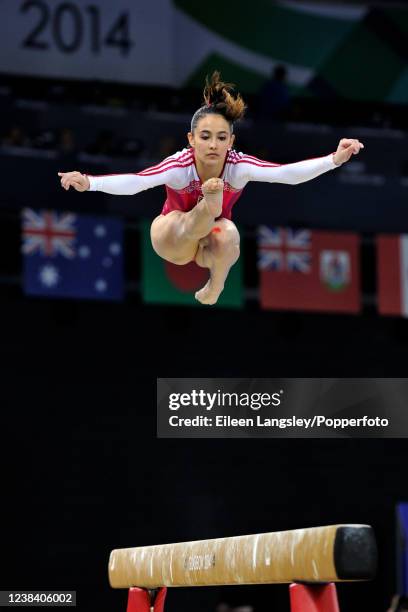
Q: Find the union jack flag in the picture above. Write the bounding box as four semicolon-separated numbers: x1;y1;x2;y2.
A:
22;209;76;258
257;226;312;273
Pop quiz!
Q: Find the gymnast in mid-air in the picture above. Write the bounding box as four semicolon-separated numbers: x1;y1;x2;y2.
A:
58;72;363;305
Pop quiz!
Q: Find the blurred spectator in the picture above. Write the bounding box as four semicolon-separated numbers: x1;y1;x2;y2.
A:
32;129;57;150
2;125;31;147
86;129;116;156
257;65;291;121
59;128;77;155
156;135;179;158
387;594;408;611
85;129;145;159
117;136;145;158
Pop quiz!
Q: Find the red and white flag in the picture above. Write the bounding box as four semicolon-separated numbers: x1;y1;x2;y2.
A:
257;226;360;313
377;235;408;316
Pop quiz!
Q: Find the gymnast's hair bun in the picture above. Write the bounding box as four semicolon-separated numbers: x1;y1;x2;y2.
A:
203;71;246;123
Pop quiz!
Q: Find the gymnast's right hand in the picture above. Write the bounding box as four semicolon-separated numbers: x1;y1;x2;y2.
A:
58;171;90;192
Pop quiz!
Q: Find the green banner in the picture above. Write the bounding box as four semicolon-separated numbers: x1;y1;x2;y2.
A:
141;220;243;308
175;0;408;104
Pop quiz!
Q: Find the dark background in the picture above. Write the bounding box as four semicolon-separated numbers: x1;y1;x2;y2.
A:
0;292;406;611
1;1;408;611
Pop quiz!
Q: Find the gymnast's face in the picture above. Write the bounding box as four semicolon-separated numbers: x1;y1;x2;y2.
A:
188;114;235;167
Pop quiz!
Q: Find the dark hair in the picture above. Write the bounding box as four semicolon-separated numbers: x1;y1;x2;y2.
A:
190;71;246;133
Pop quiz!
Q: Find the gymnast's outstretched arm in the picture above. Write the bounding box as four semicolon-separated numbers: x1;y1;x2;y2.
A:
58;162;182;195
235;138;364;187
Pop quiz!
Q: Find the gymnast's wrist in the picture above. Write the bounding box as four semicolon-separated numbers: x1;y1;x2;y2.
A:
86;175;97;191
332;152;342;167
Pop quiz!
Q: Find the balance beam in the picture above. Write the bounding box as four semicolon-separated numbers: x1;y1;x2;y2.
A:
109;524;376;589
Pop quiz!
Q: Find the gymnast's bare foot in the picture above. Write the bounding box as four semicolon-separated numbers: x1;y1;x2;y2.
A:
195;278;224;305
201;178;223;218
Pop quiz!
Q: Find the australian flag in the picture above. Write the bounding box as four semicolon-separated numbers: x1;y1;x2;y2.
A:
22;208;124;301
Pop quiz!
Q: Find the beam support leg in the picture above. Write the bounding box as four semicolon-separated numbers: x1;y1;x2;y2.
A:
289;583;340;612
126;588;167;612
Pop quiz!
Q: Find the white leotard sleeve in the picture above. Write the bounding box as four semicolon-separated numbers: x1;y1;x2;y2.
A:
231;152;338;189
86;150;192;195
86;166;179;195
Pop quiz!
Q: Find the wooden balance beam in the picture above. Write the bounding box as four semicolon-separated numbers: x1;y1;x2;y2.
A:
108;524;376;589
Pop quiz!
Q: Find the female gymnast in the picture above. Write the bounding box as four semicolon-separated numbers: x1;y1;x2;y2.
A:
58;72;364;305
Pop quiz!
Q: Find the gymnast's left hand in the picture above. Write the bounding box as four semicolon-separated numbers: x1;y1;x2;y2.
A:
333;138;364;166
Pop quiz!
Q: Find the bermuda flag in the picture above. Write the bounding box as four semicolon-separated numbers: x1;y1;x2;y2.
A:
140;220;243;308
22;208;124;301
257;226;360;313
377;234;408;316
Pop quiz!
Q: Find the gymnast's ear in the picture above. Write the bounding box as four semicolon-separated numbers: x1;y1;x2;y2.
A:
187;131;194;147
